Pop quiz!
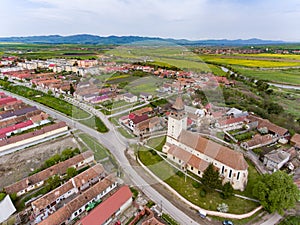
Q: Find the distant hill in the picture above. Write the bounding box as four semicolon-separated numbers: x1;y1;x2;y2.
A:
0;34;288;46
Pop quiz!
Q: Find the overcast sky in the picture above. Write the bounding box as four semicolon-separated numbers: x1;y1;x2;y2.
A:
1;0;299;41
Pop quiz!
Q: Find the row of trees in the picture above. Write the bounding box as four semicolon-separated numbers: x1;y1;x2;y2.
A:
30;148;80;175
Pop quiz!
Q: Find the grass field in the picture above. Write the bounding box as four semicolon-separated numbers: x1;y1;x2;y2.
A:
126;76;164;95
137;147;259;214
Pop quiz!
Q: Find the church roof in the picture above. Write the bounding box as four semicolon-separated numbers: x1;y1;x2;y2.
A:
177;130;248;171
172;95;184;111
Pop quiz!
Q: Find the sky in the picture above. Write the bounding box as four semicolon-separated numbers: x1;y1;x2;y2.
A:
1;0;300;41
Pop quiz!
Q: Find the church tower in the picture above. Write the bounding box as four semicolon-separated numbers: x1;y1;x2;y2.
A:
167;95;187;140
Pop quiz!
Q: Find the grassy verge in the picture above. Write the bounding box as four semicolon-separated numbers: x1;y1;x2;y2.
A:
78;133;110;160
137;147;259;214
117;127;135;138
161;213;180;225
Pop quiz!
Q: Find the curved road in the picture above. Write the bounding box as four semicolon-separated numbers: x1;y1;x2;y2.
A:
1;89;200;225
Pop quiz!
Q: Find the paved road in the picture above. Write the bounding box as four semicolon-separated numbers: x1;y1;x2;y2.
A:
1;89;200;225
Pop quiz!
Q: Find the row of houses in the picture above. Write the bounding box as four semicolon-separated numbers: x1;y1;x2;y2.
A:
0;93;69;154
206;106;300;175
4;150;94;196
32;163;107;224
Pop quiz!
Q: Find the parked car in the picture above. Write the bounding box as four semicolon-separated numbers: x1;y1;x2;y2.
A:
222;221;234;225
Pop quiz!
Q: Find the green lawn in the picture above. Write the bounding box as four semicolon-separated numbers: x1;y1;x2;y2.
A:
146;136;166;151
78;133;110;160
234;159;261;198
137;148;259;214
117;127;135;138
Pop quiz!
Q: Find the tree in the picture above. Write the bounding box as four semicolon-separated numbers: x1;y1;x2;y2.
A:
221;182;234;199
0;193;6;201
61;148;74;161
69;83;75;95
200;163;222;190
47;90;53;95
46;175;61;191
66;167;78;179
252;171;300;215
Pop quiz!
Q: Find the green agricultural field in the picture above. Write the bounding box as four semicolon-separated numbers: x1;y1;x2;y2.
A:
126;76;164;95
201;55;300;68
232;67;300;85
235;53;300;60
108;46;213;73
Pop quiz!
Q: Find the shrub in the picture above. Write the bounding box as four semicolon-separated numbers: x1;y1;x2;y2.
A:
200;188;206;197
217;203;229;213
192;181;200;189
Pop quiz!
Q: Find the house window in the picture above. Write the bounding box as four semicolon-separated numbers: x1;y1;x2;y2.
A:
221;166;225;174
229;170;232;178
191;167;194;171
237;172;240;180
198;171;201;175
74;212;78;216
173;156;175;160
179;159;181;163
79;209;82;213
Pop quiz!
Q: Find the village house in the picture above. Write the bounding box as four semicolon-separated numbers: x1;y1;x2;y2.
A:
240;134;277;150
290;133;300;150
0;122;69;153
32;164;106;224
215;116;247;130
162;95;248;191
247;115;290;142
78;186;133;225
38;175;117;225
139;92;153;102
263;150;291;171
122;93;138;103
4;150;94;196
133;116;163;136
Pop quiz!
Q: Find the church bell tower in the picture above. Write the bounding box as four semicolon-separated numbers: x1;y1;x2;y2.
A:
167;95;187;140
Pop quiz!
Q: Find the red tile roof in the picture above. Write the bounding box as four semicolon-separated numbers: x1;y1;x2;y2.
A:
79;186;132;225
291;133;300;147
39;175;115;225
177;130;248;170
0;121;67;147
0;120;33;136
